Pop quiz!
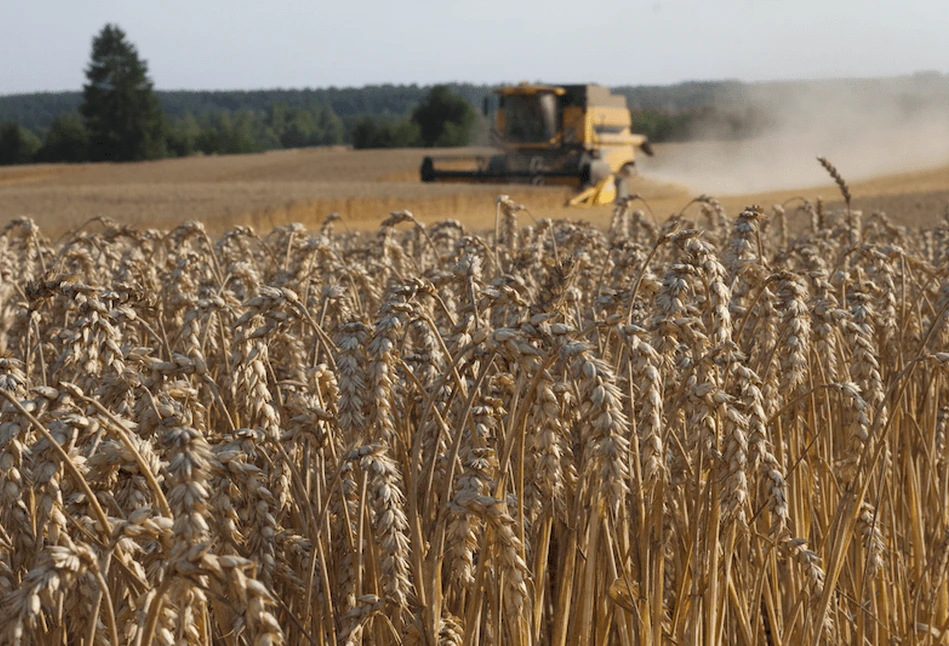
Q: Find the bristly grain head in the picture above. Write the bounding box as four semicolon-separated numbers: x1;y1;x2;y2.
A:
817;156;852;208
1;186;947;646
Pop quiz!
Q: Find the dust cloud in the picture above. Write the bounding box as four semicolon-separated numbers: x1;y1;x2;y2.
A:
637;75;949;195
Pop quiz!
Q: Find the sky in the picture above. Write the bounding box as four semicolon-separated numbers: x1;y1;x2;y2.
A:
2;0;947;95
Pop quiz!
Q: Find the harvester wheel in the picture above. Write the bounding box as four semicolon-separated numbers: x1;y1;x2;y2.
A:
420;156;436;182
616;163;637;202
584;159;612;188
486;155;508;177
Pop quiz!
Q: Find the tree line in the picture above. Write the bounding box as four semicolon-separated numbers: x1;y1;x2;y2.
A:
4;25;948;166
0;100;397;165
0;79;755;161
0;24;480;165
0;85;492;134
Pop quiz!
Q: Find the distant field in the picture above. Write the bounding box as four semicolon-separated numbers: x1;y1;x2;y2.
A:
2;142;949;236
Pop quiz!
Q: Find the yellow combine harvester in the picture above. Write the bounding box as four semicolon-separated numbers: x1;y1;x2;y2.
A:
419;83;653;206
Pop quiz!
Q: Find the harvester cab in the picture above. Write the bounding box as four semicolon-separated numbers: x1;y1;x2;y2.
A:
419;83;653;206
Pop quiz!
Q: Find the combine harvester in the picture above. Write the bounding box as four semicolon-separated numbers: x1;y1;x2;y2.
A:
420;83;653;206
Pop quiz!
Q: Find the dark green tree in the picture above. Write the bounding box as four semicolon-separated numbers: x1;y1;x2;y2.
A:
280;109;318;148
0;123;41;165
193;111;261;155
314;104;344;145
81;24;165;161
164;113;201;157
351;116;420;149
267;102;289;134
411;85;477;147
36;112;89;162
224;111;261;154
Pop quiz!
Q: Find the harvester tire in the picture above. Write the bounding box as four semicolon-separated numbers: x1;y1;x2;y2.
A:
420;156;436;182
486;155;508;176
584;159;612;188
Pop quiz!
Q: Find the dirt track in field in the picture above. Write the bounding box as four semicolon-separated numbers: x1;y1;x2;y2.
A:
1;141;948;236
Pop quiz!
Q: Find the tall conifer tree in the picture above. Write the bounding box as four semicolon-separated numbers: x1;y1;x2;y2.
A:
81;24;164;161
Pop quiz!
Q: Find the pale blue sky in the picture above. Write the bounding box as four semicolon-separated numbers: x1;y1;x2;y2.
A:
2;0;946;94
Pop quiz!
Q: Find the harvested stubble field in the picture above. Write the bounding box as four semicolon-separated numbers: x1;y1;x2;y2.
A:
3;142;949;236
0;147;584;237
3;164;949;645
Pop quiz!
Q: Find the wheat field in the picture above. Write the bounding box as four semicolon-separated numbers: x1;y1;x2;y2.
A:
1;162;949;645
3;144;949;238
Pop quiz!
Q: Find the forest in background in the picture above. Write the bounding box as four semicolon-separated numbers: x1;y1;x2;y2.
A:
2;72;948;163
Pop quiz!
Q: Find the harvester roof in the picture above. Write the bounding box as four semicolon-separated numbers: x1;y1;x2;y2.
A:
494;83;566;96
494;83;628;109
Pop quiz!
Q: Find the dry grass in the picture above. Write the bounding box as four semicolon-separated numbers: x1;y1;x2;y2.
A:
2;162;949;644
0;147;592;236
5;143;949;239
